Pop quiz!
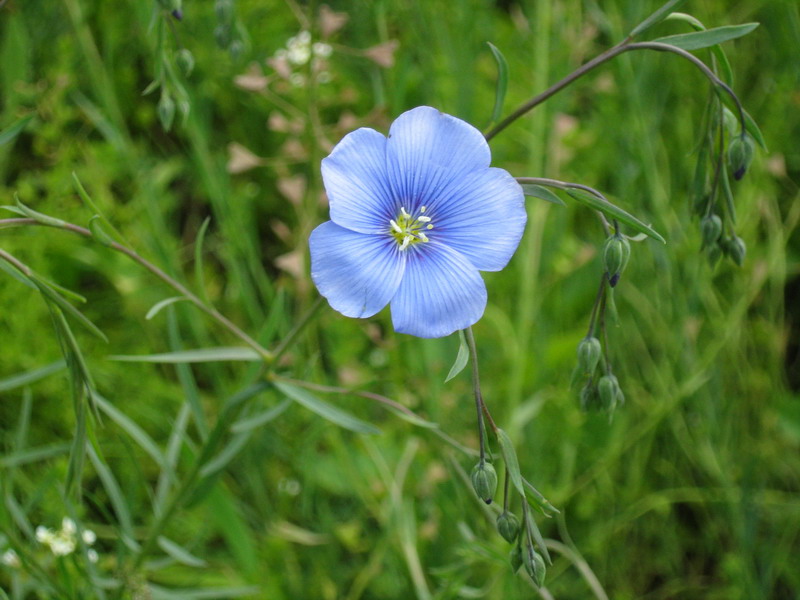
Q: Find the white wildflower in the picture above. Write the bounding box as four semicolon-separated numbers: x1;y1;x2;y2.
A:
82;529;97;545
87;549;99;564
312;42;333;58
1;549;20;568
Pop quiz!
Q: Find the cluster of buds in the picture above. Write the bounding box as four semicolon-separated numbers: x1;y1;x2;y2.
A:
35;518;98;563
575;335;625;415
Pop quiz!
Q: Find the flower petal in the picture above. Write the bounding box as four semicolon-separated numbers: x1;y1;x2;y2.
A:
385;106;490;210
310;221;405;318
321;127;395;234
428;167;526;271
390;242;487;338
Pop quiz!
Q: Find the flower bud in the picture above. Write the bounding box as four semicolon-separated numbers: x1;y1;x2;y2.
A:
597;374;620;412
157;92;175;131
728;134;754;181
524;547;546;587
706;242;722;267
700;214;722;248
470;462;498;504
509;544;523;573
176;49;195;76
496;512;521;544
577;336;601;376
215;24;232;49
579;381;598;411
603;234;630;287
727;235;746;267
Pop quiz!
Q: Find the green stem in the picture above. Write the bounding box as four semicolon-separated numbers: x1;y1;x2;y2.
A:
464;327;488;462
0;218;272;362
485;40;746;142
271;296;325;364
585;276;608;339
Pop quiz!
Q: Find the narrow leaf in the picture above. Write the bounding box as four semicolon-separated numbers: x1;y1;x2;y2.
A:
231;399;291;433
565;189;666;243
109;347;262;363
487;42;509;125
652;23;759;51
157;536;207;567
87;444;138;548
496;429;524;496
146;296;190;320
34;278;108;342
0;360;66;393
199;431;251;479
629;0;690;38
444;330;469;382
93;393;168;471
523;478;560;518
520;184;566;206
274;380;381;435
0;115;32;146
0;444;70;469
194;216;212;304
664;12;734;85
0;257;36;289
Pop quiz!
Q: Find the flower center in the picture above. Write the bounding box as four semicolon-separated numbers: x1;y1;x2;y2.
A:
389;206;434;250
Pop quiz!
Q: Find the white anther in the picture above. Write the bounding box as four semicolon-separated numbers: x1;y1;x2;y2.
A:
418;232;429;242
400;206;411;218
400;235;412;250
417;216;431;223
389;219;403;233
426;224;434;230
420;206;427;213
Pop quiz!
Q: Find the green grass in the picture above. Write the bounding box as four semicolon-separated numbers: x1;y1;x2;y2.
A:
1;0;799;598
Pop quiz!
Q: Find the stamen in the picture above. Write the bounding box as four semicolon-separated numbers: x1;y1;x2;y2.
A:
417;216;431;223
400;206;411;218
420;206;427;213
390;219;403;233
400;235;412;250
418;232;429;242
427;224;434;230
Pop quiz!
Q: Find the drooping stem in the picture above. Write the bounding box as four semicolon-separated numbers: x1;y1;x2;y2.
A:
465;326;488;463
485;39;746;142
585;276;608;339
0;218;273;362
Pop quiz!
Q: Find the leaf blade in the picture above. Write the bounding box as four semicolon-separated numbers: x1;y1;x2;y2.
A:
652;23;759;51
108;347;262;363
274;380;380;435
565;189;666;243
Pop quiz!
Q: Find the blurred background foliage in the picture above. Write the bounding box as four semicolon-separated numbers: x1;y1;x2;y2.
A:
1;0;798;598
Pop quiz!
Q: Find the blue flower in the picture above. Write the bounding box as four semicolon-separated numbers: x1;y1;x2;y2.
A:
309;106;526;338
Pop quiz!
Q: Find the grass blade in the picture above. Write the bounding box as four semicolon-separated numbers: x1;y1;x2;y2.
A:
565;189;666;243
108;347;262;363
444;331;469;382
629;0;690;38
274;380;381;435
0;361;66;393
487;42;509;125
651;23;759;51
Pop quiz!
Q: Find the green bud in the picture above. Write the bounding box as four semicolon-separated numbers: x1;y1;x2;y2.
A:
176;49;195;76
229;40;245;61
579;381;598;411
728;235;746;267
524;547;546;587
706;242;722;267
577;336;601;376
215;24;232;49
496;512;521;544
215;0;234;23
728;134;754;181
597;374;620;412
157;92;176;131
470;462;498;504
700;214;722;249
510;544;523;573
603;234;630;287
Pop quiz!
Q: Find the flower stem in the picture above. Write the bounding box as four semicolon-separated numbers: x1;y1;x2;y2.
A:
485;39;746;142
0;218;273;362
585;276;608;339
465;326;498;454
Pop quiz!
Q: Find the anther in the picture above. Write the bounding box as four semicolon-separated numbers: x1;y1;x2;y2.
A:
418;216;431;223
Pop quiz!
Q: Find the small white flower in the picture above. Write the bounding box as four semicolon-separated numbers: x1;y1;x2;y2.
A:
50;536;76;557
35;526;54;544
296;30;311;45
287;45;311;65
87;549;99;564
312;42;333;58
1;549;20;568
82;529;97;545
61;517;77;536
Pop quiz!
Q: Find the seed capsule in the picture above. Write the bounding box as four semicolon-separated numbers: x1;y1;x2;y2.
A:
470;462;498;504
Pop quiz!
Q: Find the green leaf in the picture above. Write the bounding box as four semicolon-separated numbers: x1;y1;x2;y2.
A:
157;536;207;568
0;361;65;393
87;443;138;549
231;399;291;433
109;347;262;363
565;189;666;243
0;443;70;469
0;115;32;146
0;256;36;289
523;478;560;518
274;380;381;435
652;23;759;51
93;393;168;471
520;184;567;206
445;330;469;382
664;12;734;85
199;431;251;479
33;277;107;342
148;584;262;600
629;0;690;38
496;428;524;496
88;215;115;246
487;42;509;125
146;296;190;320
